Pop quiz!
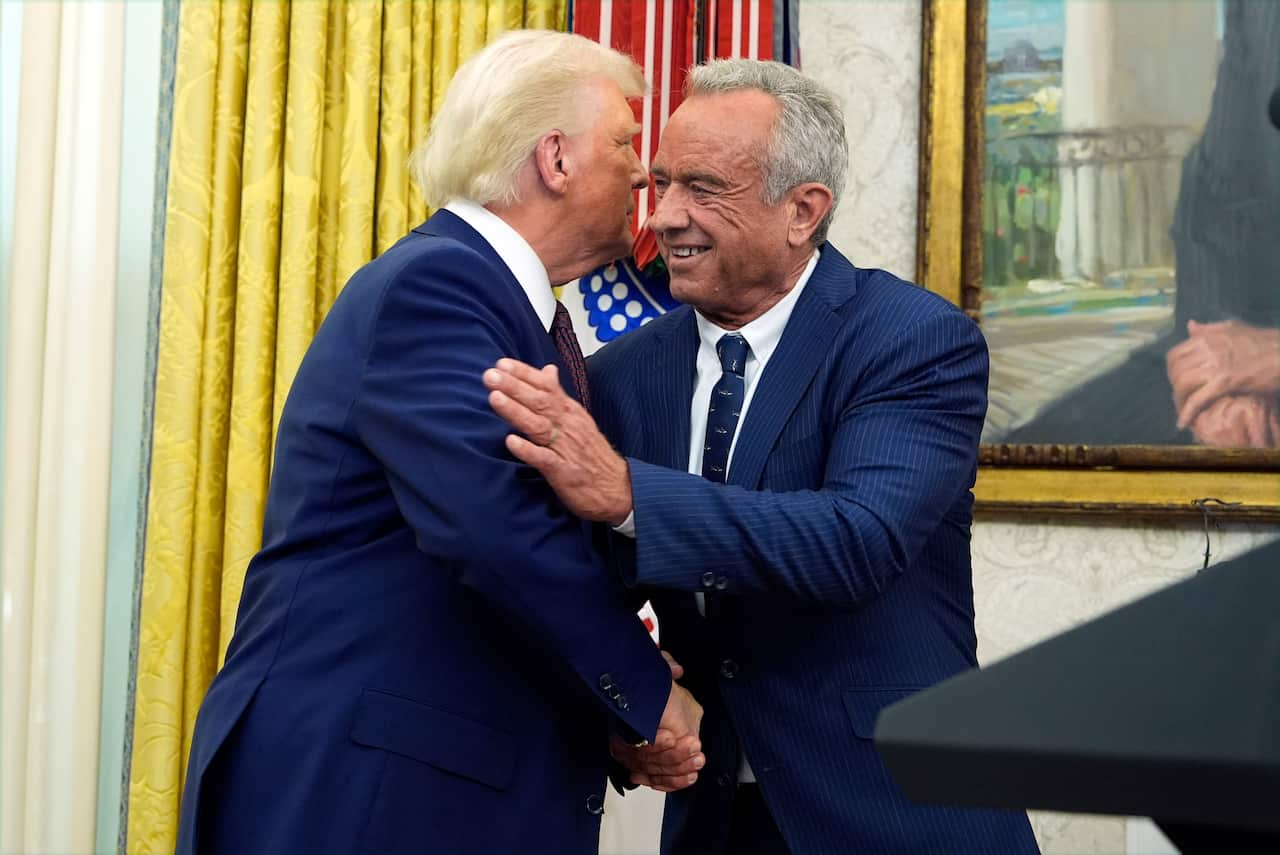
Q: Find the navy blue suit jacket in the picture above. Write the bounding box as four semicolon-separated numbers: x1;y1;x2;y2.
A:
589;245;1040;855
176;210;672;855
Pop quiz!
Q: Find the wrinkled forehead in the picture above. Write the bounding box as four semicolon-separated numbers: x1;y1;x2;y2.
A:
654;97;772;171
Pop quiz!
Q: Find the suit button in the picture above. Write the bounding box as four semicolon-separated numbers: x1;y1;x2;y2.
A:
719;659;739;679
586;793;605;816
700;572;716;589
615;694;629;710
715;576;729;590
599;674;614;690
716;772;733;787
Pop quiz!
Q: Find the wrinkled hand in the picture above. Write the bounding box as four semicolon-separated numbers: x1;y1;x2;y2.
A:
1187;394;1280;448
611;680;705;793
1167;320;1280;428
484;359;633;525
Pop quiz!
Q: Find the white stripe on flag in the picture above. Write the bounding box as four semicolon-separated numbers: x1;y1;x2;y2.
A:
732;0;742;57
639;0;657;221
748;0;759;59
660;0;674;135
709;0;718;59
599;0;612;44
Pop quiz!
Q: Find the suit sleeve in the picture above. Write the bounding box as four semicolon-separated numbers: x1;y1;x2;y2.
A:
625;309;987;609
350;250;670;743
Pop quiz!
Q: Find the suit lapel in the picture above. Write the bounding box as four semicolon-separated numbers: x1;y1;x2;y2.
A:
413;212;572;402
640;308;698;471
727;248;854;489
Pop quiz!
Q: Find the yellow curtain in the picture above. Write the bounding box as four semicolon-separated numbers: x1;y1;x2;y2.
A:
126;1;567;851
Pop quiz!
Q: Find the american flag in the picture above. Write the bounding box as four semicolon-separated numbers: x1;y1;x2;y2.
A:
572;0;798;234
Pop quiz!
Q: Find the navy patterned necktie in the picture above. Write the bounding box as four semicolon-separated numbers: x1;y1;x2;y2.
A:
550;300;591;411
701;333;750;483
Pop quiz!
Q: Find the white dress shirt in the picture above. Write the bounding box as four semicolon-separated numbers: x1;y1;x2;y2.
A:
684;250;820;479
445;199;555;332
617;250;820;782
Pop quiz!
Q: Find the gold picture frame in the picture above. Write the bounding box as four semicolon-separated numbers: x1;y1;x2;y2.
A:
917;0;1280;519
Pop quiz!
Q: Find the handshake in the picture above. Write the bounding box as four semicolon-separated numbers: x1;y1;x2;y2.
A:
612;652;707;793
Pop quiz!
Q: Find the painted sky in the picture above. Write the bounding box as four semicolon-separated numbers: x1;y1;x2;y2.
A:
987;0;1064;59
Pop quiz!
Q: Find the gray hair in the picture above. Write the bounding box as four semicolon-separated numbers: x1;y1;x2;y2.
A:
686;60;847;244
411;30;645;208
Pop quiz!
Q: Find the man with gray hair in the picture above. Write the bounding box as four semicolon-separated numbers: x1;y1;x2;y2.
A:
176;30;704;855
486;59;1040;854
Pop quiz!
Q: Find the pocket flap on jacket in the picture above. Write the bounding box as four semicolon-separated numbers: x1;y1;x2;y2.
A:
842;688;925;739
349;688;517;791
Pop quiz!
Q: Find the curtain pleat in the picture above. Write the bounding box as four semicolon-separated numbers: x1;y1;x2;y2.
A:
127;1;233;846
274;1;329;430
315;0;347;318
377;0;414;252
335;1;383;281
221;0;289;640
409;0;434;225
431;1;462;115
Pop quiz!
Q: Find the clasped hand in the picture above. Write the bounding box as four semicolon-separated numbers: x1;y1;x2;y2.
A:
1166;320;1280;447
616;653;707;792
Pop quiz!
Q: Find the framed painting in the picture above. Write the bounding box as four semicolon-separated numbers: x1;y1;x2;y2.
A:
918;0;1280;518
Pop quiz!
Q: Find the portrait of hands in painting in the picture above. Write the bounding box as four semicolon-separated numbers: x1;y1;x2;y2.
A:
980;0;1280;450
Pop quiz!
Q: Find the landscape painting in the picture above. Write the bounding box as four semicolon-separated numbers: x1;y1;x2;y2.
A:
978;0;1279;451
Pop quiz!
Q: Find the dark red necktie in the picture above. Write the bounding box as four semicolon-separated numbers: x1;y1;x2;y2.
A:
550;300;591;412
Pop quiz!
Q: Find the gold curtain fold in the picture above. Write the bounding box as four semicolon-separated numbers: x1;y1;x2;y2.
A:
126;2;567;852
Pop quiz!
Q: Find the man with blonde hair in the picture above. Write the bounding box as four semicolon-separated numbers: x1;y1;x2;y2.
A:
177;30;703;855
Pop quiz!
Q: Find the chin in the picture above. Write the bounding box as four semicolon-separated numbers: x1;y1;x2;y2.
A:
667;277;695;303
608;239;633;264
582;248;625;276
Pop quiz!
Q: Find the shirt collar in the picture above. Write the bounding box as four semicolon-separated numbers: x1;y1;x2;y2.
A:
694;250;820;365
445;199;556;332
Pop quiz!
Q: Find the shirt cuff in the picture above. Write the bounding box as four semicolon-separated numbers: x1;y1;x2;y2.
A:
613;510;637;538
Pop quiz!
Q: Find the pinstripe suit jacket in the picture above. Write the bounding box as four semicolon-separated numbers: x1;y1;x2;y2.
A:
589;245;1039;855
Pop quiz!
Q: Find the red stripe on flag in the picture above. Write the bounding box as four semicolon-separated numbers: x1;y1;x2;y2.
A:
576;1;776;234
756;0;774;59
573;0;601;41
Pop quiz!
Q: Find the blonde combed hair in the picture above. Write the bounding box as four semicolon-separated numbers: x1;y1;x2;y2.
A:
411;30;645;208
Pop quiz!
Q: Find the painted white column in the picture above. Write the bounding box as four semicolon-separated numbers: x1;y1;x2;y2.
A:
1056;1;1216;282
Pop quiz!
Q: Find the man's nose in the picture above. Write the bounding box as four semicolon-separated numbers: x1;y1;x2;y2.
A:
630;156;648;192
648;187;688;233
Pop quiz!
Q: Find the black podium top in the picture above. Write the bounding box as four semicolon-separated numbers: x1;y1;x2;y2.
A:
874;539;1280;833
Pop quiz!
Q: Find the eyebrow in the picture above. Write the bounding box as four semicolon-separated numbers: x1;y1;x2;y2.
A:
651;166;728;188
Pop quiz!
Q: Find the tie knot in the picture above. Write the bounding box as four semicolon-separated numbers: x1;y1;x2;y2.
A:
551;300;573;335
716;333;749;377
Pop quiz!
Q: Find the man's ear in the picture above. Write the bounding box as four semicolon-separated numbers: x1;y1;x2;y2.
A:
786;182;835;247
533;130;570;196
